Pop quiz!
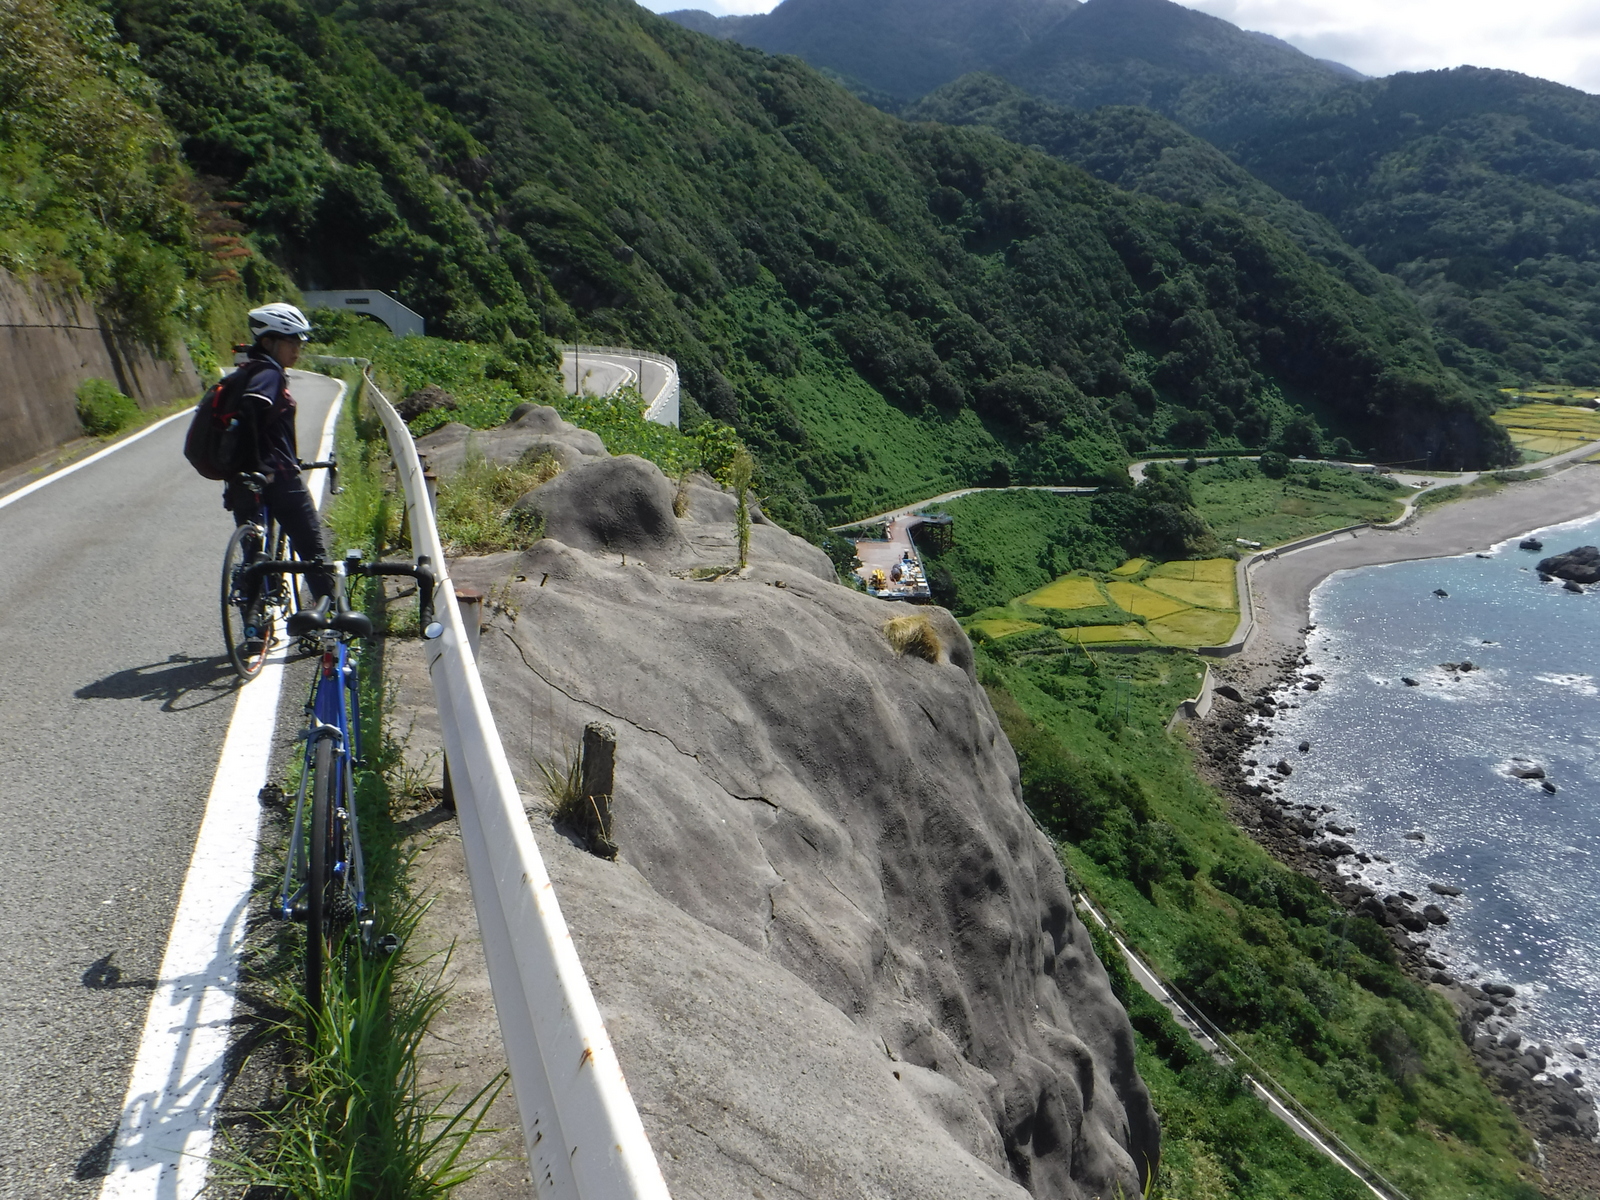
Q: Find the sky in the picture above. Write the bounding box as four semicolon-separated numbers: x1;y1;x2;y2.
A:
636;0;1600;94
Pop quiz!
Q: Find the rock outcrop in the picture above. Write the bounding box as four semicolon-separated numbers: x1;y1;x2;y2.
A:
442;427;1159;1198
1536;545;1600;584
415;402;609;475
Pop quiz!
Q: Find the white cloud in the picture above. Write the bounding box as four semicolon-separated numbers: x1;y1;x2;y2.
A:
1181;0;1600;91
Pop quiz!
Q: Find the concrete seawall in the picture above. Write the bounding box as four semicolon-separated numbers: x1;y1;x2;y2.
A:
0;271;201;471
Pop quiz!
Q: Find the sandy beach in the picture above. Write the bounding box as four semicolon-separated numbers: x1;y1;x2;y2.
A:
1234;462;1600;683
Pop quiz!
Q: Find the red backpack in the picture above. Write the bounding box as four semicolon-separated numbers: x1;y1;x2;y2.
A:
183;368;256;480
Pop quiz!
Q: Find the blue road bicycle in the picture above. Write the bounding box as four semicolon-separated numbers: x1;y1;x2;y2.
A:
239;543;437;1010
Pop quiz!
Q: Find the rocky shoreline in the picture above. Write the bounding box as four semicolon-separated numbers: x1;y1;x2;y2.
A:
1192;633;1600;1197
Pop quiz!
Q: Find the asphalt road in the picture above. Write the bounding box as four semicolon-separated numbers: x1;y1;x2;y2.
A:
0;373;337;1197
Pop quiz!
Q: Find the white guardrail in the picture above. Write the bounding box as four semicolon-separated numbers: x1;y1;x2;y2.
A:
322;358;671;1200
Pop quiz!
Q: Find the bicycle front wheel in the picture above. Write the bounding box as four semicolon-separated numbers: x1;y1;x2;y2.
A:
306;735;334;1013
221;524;271;680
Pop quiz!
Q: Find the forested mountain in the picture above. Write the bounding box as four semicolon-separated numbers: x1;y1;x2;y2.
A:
661;0;1079;102
665;0;1353;120
101;0;1506;533
991;0;1350;138
1223;68;1600;387
904;74;1405;309
668;0;1600;390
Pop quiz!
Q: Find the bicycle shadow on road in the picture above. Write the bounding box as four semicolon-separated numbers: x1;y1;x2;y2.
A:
75;653;240;712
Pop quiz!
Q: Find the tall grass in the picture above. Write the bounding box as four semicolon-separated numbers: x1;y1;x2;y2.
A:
230;905;504;1199
435;449;560;554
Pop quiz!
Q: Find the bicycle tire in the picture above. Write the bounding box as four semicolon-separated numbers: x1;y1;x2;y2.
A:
221;524;271;680
271;522;300;620
306;735;334;1014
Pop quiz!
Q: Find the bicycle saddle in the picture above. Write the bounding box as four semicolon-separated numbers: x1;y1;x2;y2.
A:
286;597;330;637
285;598;374;639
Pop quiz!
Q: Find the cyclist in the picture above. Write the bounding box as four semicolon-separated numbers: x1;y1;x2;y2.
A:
222;302;336;623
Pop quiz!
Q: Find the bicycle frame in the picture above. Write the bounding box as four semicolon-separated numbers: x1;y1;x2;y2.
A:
268;550;436;999
279;637;368;933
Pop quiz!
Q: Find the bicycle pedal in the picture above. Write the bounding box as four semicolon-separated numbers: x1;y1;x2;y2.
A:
376;934;400;956
258;783;285;807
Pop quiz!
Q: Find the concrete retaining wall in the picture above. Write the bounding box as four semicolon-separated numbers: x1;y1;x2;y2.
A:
0;271;201;471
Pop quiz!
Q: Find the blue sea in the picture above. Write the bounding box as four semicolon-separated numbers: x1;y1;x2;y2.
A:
1261;510;1600;1067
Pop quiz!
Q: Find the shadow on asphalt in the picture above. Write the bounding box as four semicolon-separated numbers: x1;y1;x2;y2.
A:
75;1129;115;1181
75;653;239;711
82;953;156;992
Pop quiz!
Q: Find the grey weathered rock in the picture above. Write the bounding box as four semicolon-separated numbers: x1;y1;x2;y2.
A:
415;404;608;476
447;456;1157;1199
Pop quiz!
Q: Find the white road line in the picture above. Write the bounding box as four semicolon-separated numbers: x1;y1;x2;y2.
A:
96;647;289;1200
97;377;343;1199
0;410;192;511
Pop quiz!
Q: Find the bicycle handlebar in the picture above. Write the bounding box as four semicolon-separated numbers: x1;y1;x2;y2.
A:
240;554;435;636
349;556;436;630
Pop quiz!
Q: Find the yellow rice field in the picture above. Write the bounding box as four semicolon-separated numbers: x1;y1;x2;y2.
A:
1110;558;1147;576
971;619;1042;640
1061;623;1152;644
1148;558;1236;584
1493;403;1600;458
1022;576;1106;609
1106;581;1190;620
1143;577;1236;609
1147;609;1239;645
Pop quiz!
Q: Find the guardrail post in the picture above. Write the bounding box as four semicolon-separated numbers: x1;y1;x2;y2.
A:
440;588;484;814
423;467;439;512
579;722;618;860
455;586;484;656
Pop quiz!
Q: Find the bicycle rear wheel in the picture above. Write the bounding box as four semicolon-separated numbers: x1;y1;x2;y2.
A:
306;735;334;1013
221;524;271;680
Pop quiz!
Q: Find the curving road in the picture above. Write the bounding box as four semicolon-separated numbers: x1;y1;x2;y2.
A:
0;372;338;1198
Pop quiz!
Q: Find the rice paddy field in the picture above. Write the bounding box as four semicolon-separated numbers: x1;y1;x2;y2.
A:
969;558;1240;649
1491;401;1600;460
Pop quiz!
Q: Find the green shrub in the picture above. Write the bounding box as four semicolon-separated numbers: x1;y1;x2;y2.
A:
1257;450;1291;478
74;377;139;436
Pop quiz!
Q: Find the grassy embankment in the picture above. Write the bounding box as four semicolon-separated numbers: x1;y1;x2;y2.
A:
1186;457;1411;545
978;629;1544;1200
321;318;745;486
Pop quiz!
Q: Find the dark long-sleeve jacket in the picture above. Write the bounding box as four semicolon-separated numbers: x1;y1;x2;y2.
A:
235;349;298;477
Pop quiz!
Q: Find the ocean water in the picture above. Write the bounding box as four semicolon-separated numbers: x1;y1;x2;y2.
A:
1259;510;1600;1066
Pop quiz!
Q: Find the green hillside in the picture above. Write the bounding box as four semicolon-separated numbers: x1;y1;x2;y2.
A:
104;0;1511;540
0;0;237;356
1222;68;1600;390
670;0;1600;395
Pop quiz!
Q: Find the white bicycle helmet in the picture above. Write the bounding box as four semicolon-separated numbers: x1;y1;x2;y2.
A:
247;301;313;342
